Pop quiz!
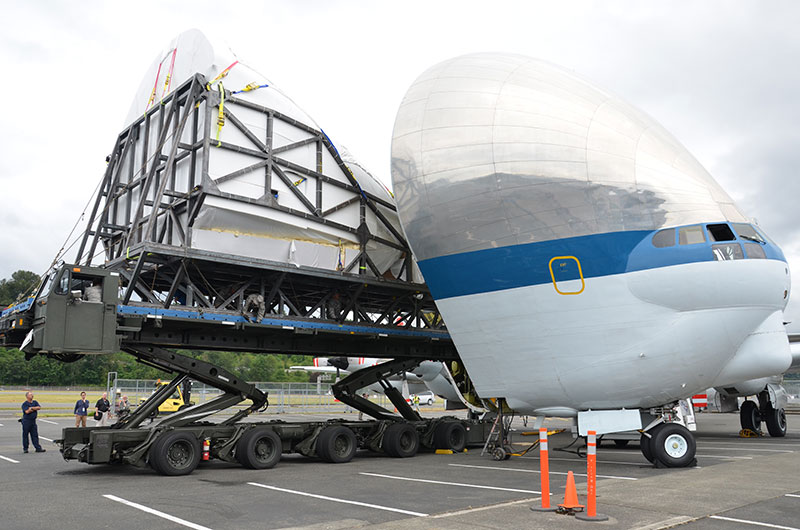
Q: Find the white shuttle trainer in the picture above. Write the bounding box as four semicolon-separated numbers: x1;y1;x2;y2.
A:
107;29;406;276
391;53;792;417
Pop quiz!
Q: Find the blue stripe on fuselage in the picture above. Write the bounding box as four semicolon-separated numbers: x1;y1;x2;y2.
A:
417;229;786;300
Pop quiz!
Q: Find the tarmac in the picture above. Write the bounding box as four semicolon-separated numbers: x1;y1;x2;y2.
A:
0;410;798;530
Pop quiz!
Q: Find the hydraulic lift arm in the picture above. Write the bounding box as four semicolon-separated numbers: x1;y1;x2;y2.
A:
115;345;269;429
332;358;423;421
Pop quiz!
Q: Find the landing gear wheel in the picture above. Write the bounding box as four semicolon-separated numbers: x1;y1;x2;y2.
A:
639;432;655;463
433;422;467;452
316;425;357;463
650;423;696;468
764;406;787;437
236;427;282;469
382;423;419;458
149;431;202;476
492;446;506;461
740;400;760;433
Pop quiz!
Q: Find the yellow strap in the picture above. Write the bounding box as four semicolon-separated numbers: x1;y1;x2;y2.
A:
159;73;172;105
215;83;225;147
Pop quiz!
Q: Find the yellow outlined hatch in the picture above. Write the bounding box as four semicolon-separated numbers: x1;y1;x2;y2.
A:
549;256;585;295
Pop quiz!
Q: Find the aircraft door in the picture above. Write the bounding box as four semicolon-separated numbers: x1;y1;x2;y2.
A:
548;256;585;295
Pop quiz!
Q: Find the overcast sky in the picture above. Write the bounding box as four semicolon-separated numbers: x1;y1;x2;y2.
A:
2;1;799;327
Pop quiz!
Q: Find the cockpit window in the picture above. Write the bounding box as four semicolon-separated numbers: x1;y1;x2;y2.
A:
743;243;766;259
39;272;56;298
706;224;736;242
679;225;706;245
55;271;70;295
652;228;676;248
731;223;765;244
712;243;744;261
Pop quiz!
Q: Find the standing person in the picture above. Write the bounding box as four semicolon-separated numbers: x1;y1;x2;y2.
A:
117;395;131;418
74;391;90;427
21;391;45;453
95;392;111;426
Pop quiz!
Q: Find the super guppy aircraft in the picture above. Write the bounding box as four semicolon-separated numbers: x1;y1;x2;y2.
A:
390;53;793;467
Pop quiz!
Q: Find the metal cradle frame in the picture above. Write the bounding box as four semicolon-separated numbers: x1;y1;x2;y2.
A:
70;74;444;338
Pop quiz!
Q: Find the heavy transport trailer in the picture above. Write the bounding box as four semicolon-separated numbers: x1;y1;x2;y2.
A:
57;346;489;476
0;263;490;475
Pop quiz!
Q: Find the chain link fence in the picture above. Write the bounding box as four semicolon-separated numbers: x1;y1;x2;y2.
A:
111;378;397;414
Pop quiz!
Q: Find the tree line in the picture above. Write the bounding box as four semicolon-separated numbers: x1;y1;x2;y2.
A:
0;347;314;386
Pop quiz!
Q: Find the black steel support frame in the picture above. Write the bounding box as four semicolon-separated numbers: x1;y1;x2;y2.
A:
332;358;425;421
116;345;268;430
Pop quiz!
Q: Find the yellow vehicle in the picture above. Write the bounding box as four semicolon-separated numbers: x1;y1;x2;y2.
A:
139;380;193;414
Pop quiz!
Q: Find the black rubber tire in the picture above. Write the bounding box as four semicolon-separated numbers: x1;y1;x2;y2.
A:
492;446;506;461
426;398;433;406
614;439;630;449
149;431;202;476
740;400;760;432
650;423;696;468
316;425;357;463
640;432;655;463
178;403;191;411
433;422;467;452
764;406;787;437
236;427;282;469
382;423;419;458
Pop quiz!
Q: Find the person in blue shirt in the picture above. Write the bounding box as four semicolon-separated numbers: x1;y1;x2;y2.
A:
74;391;90;427
21;391;45;453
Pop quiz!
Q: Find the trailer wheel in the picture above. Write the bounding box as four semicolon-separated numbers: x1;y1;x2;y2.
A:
764;406;787;437
639;432;654;463
383;423;419;458
740;400;760;433
434;422;467;452
236;428;282;469
149;431;201;476
650;423;696;468
317;426;357;463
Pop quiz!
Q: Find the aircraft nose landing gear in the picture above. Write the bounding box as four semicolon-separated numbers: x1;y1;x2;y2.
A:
640;422;697;468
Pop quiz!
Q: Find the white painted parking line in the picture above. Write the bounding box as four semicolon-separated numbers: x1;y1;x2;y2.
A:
431;497;539;518
522;455;646;466
103;495;212;530
698;439;800;448
248;482;427;517
786;494;800;498
710;515;800;529
695;454;753;460
0;455;20;464
359;472;541;494
39;419;59;425
448;463;638;481
699;446;793;453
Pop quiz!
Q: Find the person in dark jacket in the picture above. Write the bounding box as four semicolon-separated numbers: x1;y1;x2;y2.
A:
21;391;45;453
95;392;111;426
74;391;90;427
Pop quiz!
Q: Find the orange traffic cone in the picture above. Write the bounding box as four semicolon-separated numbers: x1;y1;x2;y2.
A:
558;471;584;513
